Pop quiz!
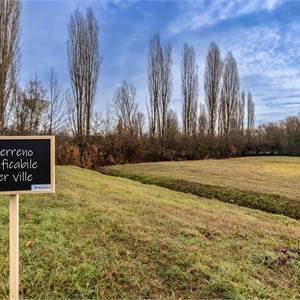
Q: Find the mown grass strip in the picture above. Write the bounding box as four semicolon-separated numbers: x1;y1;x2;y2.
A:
100;167;300;220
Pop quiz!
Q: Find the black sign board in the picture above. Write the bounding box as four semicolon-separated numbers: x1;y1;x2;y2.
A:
0;136;55;194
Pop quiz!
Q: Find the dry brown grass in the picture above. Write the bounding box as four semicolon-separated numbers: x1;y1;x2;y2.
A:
110;156;300;201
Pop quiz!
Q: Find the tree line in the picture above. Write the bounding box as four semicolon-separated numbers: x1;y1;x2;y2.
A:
1;2;299;169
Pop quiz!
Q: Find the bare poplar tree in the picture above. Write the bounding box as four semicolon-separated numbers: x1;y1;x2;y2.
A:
68;7;100;143
160;43;172;148
0;0;20;132
181;43;198;135
204;42;223;136
148;34;161;137
219;52;240;142
239;91;246;132
113;81;138;136
46;69;64;134
247;91;255;138
148;33;172;147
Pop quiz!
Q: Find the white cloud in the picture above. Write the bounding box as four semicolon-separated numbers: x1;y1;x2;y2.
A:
99;0;140;11
221;25;300;83
215;21;300;121
93;0;300;123
168;0;287;34
266;0;283;10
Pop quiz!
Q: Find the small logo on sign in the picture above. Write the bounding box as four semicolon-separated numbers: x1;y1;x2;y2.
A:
31;184;51;191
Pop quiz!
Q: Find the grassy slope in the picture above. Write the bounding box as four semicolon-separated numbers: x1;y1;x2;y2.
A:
0;166;299;299
103;157;300;200
102;157;300;219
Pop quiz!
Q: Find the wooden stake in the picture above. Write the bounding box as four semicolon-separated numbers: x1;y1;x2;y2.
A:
9;194;19;300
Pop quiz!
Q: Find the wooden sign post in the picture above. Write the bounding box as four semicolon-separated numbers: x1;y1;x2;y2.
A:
0;136;55;300
10;194;19;300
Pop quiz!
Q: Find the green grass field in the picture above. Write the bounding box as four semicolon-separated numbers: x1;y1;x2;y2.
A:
102;157;300;219
0;165;299;298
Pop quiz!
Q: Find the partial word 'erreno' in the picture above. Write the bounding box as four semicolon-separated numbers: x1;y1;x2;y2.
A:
0;148;34;157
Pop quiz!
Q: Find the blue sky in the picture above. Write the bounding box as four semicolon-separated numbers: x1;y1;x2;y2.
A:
21;0;300;124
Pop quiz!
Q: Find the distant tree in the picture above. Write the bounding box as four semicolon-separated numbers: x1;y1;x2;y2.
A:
247;91;255;139
165;109;179;151
26;78;48;134
136;111;145;138
167;110;179;132
45;69;64;134
231;91;245;132
104;104;112;136
219;52;240;142
92;112;104;136
198;103;207;136
0;0;21;132
204;42;223;136
284;116;300;155
113;81;138;136
13;77;48;135
181;43;198;136
239;91;246;133
11;88;27;134
68;7;100;143
261;121;283;154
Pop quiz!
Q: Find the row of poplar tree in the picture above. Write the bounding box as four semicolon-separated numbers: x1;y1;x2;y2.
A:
1;1;299;166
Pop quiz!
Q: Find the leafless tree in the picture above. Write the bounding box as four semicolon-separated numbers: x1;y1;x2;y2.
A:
198;103;207;136
166;109;179;144
219;52;240;142
27;78;48;134
247;91;255;139
113;81;138;135
231;92;245;131
12;77;48;135
204;42;223;136
92;112;104;136
45;69;64;134
104;104;112;136
148;34;161;137
148;33;172;147
11;88;28;134
68;7;100;143
136;111;145;138
160;43;172;148
238;91;246;132
181;43;198;135
0;0;21;132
